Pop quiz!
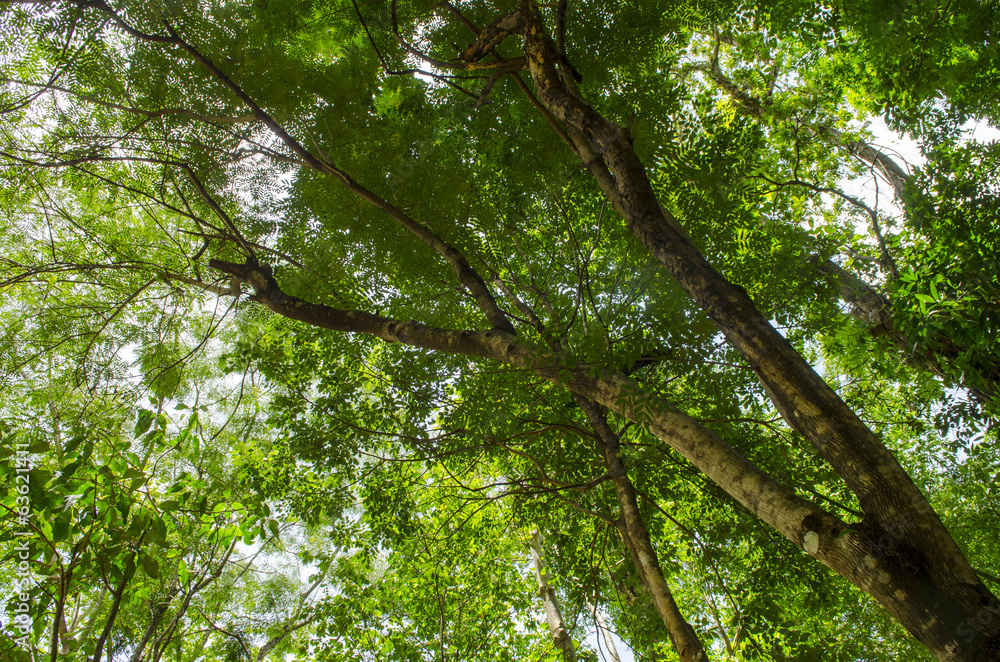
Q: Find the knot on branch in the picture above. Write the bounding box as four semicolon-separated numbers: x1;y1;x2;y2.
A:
460;12;524;63
209;257;281;301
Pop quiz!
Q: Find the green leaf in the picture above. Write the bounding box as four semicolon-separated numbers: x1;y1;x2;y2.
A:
139;553;160;579
151;516;169;544
159;499;180;512
134;410;156;438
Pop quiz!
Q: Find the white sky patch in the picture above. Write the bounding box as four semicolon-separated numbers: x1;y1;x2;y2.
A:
867;117;925;167
586;623;634;662
838;118;920;220
842;116;1000;217
962;118;1000;144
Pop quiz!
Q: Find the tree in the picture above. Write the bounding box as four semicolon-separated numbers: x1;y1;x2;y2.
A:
1;0;998;660
0;359;330;662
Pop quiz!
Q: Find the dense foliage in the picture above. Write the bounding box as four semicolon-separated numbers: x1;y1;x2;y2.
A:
1;0;998;660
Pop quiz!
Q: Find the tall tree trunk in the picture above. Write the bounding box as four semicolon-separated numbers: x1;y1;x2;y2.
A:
587;601;621;662
513;4;1000;658
530;531;577;662
575;395;708;662
702;50;1000;405
65;1;997;652
209;249;1000;661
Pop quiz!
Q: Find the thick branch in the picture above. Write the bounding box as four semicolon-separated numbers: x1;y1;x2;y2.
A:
165;25;513;333
515;4;998;657
817;124;911;201
25;4;515;334
809;257;894;330
575;395;707;662
460;12;525;63
530;531;577;661
207;257;968;646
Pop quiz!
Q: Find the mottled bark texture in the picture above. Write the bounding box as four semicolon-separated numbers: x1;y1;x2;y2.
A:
512;3;1000;659
211;255;1000;660
191;4;1000;659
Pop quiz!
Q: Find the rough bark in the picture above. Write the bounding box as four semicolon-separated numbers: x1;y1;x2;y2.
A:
514;5;1000;658
460;12;524;63
210;256;1000;660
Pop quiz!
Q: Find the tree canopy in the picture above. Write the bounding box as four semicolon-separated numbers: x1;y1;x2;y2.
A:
1;0;999;661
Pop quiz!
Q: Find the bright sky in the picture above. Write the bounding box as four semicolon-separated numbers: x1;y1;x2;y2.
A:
843;117;1000;214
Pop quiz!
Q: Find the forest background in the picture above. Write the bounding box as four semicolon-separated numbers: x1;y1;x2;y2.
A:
1;0;999;660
